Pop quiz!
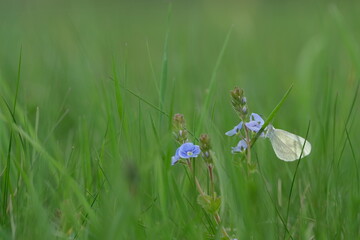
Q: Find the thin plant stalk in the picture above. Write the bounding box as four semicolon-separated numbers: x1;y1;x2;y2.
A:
187;159;231;239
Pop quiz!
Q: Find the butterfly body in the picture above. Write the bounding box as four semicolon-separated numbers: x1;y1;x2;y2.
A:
266;125;311;162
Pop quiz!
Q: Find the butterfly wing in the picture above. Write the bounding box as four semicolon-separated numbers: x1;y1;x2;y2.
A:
268;128;311;162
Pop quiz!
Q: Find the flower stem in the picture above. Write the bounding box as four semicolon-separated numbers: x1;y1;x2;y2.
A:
214;213;231;239
244;126;251;176
244;127;251;162
187;160;231;239
187;159;205;196
208;164;215;198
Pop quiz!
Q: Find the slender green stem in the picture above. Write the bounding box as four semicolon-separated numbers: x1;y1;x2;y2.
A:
283;121;311;240
187;160;230;239
208;164;215;198
244;127;251;164
214;213;231;239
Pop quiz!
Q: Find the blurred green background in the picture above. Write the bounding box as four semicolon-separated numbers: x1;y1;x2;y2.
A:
0;0;359;239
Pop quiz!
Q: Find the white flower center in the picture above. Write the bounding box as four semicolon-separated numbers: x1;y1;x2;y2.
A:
187;151;193;156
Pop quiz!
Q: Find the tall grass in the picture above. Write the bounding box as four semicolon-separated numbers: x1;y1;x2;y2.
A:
0;1;359;239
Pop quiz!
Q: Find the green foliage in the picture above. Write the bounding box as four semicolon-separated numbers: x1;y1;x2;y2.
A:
197;194;222;215
0;1;359;239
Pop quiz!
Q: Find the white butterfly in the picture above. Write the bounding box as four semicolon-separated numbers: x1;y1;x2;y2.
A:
265;125;311;162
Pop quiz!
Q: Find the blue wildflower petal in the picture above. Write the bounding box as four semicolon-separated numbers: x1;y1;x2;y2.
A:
178;143;193;158
171;155;180;165
245;113;265;133
178;142;201;159
245;121;262;132
193;145;201;156
231;139;247;153
225;122;243;136
250;113;264;125
171;147;180;165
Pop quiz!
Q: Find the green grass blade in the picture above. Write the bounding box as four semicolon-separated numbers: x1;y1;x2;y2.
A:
13;46;22;113
345;128;359;194
344;81;359;129
2;47;22;222
159;4;171;128
113;56;125;122
256;155;294;240
250;83;294;147
283;120;311;240
146;40;159;94
197;26;233;133
122;86;169;117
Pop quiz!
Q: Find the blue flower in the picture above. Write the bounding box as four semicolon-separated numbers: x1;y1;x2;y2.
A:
171;142;201;165
225;122;243;136
171;148;180;165
231;139;247;153
245;113;264;133
225;113;264;136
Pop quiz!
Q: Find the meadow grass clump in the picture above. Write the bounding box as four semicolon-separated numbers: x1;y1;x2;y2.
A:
0;1;360;239
171;113;232;239
170;84;312;239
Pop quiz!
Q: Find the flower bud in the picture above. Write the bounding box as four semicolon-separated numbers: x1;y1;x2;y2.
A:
230;87;243;99
241;97;247;104
172;113;188;144
230;87;248;120
200;134;213;164
242;106;248;115
173;113;186;130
